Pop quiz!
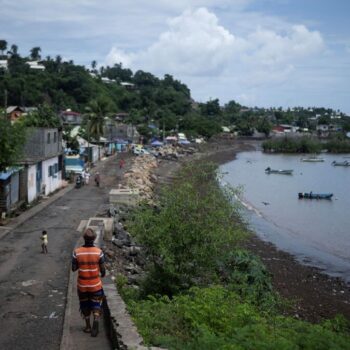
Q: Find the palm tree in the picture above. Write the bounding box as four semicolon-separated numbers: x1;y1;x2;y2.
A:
0;40;7;56
91;60;97;70
85;96;113;142
30;46;41;60
10;44;18;56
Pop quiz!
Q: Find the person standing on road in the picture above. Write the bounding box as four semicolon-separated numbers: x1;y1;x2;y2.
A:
84;169;90;185
119;158;125;169
41;230;48;254
72;228;106;337
94;172;100;187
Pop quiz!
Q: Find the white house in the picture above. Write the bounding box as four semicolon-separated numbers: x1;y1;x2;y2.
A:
26;61;45;70
19;128;63;203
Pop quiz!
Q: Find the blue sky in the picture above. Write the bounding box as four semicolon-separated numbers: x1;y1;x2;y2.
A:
1;0;349;113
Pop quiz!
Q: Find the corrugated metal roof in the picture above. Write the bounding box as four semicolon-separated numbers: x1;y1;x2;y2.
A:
0;167;23;181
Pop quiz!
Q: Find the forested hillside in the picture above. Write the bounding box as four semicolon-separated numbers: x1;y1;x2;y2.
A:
0;42;224;138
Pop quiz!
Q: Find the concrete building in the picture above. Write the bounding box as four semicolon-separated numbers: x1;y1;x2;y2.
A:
18;128;63;203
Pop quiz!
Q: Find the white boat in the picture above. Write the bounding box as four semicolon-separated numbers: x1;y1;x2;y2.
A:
300;157;324;162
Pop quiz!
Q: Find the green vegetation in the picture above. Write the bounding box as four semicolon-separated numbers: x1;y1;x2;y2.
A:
2;41;348;143
129;162;246;296
262;137;322;153
121;162;350;349
262;136;350;153
0;117;27;171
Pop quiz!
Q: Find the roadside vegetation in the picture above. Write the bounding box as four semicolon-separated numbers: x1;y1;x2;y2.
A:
262;135;350;153
120;162;350;349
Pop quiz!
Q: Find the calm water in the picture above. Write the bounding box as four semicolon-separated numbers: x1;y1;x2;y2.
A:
221;151;350;283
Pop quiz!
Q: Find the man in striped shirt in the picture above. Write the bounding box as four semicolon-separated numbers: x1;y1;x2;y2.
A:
72;228;106;337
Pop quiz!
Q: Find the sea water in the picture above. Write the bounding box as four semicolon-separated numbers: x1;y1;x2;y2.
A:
221;151;350;283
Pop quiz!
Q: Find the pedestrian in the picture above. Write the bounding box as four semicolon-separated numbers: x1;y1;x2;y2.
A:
94;172;100;187
84;170;90;185
72;228;106;337
41;230;48;254
119;158;125;169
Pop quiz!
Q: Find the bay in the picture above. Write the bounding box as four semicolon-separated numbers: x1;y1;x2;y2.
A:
221;151;350;283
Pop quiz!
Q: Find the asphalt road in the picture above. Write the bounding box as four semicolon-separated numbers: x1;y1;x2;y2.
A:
0;155;120;350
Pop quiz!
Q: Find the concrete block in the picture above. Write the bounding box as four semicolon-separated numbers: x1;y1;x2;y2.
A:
85;217;114;242
109;188;140;207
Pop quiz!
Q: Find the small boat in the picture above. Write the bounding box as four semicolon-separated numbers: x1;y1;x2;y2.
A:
332;161;350;167
298;192;333;200
300;157;324;162
265;167;293;175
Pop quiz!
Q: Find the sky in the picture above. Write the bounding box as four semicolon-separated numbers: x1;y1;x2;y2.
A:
1;0;349;113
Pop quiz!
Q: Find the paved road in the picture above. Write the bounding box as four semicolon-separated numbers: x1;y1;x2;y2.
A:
0;155;121;350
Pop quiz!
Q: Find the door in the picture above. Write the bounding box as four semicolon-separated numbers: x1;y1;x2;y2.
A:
36;162;42;194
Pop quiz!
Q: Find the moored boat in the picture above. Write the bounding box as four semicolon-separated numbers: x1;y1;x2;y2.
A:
298;192;333;199
332;160;350;167
265;167;293;175
300;157;324;162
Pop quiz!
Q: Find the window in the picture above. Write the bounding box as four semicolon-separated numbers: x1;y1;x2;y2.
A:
48;165;53;176
54;163;58;173
47;132;51;144
53;132;57;143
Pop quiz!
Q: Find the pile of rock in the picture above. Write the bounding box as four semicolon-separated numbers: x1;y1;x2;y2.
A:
123;155;158;202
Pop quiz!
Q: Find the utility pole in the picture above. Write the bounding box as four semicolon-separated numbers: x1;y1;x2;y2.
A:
162;119;165;141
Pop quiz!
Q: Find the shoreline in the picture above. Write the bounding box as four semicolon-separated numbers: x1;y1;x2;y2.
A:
154;139;350;323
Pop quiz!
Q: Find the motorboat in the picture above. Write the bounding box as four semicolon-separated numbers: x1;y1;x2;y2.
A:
265;167;293;175
300;157;324;162
332;161;350;167
298;192;333;199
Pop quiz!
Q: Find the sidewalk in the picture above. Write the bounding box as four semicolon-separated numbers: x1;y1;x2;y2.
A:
61;233;112;350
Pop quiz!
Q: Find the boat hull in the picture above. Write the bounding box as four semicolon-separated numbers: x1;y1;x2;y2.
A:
298;192;333;199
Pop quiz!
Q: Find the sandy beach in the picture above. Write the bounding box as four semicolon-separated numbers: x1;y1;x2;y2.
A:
153;138;350;323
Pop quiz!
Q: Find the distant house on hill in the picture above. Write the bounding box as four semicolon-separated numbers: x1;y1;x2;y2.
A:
6;106;25;122
60;110;83;125
26;61;45;70
114;112;129;122
120;82;135;90
0;59;8;70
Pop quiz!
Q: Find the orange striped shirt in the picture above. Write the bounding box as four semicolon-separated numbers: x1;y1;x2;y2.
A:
72;246;104;292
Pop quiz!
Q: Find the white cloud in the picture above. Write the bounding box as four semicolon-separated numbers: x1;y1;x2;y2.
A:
106;7;325;90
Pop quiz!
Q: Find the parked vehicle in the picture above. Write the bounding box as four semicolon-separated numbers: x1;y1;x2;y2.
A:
265;167;293;175
75;174;83;189
133;147;150;156
298;192;333;199
65;155;85;177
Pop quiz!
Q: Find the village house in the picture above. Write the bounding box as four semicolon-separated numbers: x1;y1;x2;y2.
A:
0;59;8;70
18;127;63;203
60;109;83;125
6;106;25;122
0;166;24;215
26;60;45;70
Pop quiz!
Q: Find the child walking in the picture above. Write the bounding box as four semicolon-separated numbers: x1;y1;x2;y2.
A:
41;230;48;254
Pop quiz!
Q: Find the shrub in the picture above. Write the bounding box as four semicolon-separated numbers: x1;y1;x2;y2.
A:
128;162;246;296
129;286;350;349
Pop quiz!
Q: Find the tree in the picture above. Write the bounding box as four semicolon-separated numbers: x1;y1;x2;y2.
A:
0;117;26;171
10;44;18;56
85;96;113;141
0;40;7;56
91;60;97;71
30;46;41;60
256;117;272;137
22;104;61;128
